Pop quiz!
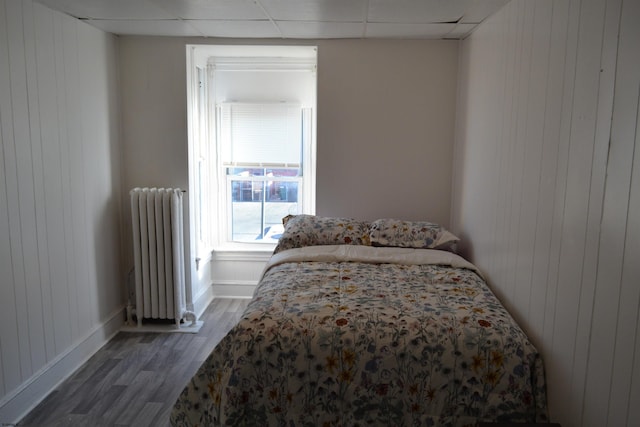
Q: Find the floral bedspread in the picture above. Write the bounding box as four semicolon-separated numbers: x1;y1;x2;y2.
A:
171;246;548;426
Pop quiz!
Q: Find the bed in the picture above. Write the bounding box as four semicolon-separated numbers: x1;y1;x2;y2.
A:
171;216;548;426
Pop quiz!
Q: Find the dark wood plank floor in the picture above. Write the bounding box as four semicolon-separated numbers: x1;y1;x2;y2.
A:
18;298;250;427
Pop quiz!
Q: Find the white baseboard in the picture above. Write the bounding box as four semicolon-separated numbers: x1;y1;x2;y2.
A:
0;307;126;425
120;320;204;334
192;282;216;318
213;280;257;298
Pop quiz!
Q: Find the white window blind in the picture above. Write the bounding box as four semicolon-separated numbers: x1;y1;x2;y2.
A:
219;103;302;167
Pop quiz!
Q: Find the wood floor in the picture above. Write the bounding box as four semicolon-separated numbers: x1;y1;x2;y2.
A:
18;298;250;427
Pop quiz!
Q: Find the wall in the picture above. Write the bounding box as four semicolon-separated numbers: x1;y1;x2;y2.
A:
0;0;124;423
451;0;640;426
118;37;459;296
316;40;457;224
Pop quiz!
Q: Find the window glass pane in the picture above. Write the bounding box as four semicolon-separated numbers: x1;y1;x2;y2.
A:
230;175;300;243
231;201;263;242
265;181;298;202
231;180;261;202
230;201;298;242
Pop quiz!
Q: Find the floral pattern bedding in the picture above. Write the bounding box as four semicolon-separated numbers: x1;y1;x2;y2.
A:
171;246;548;427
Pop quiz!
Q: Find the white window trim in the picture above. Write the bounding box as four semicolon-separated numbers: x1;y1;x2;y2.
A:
186;47;214;272
186;45;317;257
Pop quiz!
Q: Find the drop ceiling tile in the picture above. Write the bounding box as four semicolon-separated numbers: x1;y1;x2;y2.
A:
38;0;173;20
189;20;282;38
151;0;268;20
459;0;510;23
35;0;504;38
365;22;456;39
368;0;472;23
277;21;364;39
86;19;203;36
259;0;367;22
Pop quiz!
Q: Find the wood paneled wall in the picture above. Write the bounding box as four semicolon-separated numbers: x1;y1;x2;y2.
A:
0;0;124;422
452;0;640;426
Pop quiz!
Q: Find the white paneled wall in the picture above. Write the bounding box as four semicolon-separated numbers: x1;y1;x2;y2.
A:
452;0;640;426
0;0;123;423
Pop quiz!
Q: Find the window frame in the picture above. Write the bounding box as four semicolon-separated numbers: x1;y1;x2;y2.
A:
186;45;317;257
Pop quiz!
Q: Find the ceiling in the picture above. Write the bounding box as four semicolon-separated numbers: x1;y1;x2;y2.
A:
35;0;509;40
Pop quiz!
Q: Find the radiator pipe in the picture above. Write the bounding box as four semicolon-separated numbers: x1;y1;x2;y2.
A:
183;309;197;326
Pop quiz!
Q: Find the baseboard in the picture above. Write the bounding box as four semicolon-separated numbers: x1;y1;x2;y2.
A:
212;280;257;298
0;307;126;425
192;283;216;319
120;320;204;334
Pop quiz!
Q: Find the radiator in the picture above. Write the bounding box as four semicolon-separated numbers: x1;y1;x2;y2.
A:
130;187;195;328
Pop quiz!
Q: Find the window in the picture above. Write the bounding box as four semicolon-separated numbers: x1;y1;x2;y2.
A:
187;45;317;254
219;102;311;242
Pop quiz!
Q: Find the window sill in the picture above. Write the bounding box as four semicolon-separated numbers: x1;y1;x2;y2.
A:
212;244;275;262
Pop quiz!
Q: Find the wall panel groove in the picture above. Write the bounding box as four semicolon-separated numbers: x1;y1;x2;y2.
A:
0;0;22;396
2;0;32;384
623;90;640;427
22;0;54;369
18;0;48;376
62;14;87;343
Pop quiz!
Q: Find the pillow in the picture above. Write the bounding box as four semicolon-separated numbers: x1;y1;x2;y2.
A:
273;215;371;253
368;218;459;250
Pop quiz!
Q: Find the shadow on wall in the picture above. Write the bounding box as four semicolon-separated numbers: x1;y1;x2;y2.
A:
456;231;475;264
93;193;126;321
